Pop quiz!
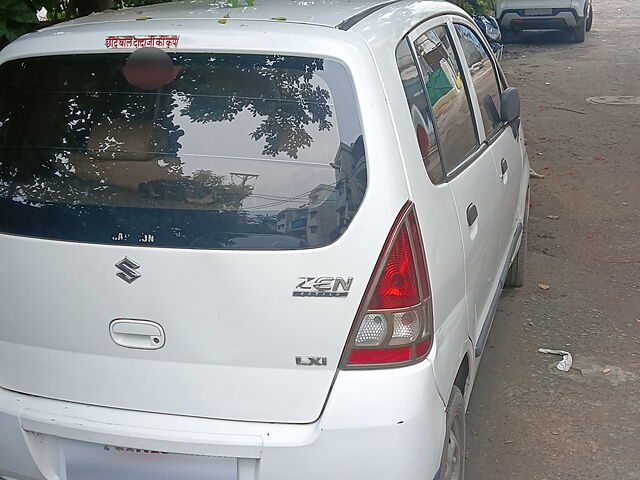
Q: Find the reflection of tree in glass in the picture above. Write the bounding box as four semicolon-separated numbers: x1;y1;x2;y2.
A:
0;53;344;249
1;54;334;192
0;56;184;194
176;55;333;158
247;213;278;233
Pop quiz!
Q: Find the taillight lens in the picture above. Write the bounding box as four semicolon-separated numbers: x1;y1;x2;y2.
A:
368;224;420;310
341;202;433;368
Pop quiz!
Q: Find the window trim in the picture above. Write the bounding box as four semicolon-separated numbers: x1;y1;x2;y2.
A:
394;14;513;182
396;36;449;184
408;19;483;176
452;21;508;90
452;20;508;144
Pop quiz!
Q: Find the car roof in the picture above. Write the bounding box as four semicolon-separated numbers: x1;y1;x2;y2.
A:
40;0;456;31
1;0;469;62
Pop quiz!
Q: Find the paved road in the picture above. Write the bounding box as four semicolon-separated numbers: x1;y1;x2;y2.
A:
466;1;640;479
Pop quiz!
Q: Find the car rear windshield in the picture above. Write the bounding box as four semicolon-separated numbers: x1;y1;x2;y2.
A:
0;53;366;249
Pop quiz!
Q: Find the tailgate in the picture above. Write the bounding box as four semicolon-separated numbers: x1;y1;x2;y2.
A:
0;235;375;423
0;47;402;423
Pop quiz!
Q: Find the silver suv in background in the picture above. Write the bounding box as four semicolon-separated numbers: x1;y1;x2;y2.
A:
496;0;593;42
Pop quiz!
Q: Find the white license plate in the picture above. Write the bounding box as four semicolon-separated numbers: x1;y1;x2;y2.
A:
524;8;553;16
60;439;238;480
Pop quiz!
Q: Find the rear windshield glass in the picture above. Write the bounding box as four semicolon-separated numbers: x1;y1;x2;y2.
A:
0;53;366;249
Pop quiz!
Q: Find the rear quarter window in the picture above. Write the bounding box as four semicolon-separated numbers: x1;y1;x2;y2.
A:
0;52;366;249
395;39;445;184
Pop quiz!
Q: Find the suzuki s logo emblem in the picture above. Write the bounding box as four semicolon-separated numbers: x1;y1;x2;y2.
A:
115;257;141;284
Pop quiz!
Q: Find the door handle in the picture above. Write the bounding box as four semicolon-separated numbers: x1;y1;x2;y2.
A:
500;158;508;176
466;203;478;227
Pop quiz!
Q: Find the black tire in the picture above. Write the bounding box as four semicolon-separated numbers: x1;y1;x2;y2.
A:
435;386;466;480
501;27;519;44
586;6;593;31
504;190;529;288
572;19;586;42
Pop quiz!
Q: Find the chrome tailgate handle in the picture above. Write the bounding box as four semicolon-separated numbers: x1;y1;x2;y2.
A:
109;319;165;350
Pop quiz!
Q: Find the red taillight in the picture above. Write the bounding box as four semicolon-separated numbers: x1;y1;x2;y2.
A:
408;211;429;298
348;346;412;364
368;224;420;310
341;202;434;368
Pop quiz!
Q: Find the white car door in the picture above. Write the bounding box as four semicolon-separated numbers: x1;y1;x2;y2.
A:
452;22;526;276
408;22;503;355
392;34;470;401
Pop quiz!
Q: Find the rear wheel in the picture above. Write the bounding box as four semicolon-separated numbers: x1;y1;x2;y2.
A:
572;19;586;42
586;6;593;31
501;27;519;43
504;190;529;288
435;386;466;480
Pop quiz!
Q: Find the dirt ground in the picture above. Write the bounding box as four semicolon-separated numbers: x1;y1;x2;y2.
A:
466;1;640;479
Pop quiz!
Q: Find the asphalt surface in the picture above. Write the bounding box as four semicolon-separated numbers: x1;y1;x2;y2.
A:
466;1;640;479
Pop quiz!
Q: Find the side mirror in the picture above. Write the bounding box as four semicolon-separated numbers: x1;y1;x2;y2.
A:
501;87;520;123
500;87;521;137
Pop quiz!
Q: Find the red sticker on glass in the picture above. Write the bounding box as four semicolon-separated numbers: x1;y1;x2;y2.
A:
105;35;180;49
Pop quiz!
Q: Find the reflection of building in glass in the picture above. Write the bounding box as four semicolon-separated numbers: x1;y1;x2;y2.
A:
277;207;308;237
333;138;366;234
307;184;339;245
276;137;366;246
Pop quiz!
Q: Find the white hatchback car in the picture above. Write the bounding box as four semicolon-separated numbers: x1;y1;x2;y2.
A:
0;1;529;479
496;0;593;42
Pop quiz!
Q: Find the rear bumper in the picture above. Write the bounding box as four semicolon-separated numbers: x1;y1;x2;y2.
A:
0;360;446;480
500;10;580;29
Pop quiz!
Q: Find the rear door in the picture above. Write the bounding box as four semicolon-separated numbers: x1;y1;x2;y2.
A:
393;35;468;401
408;23;503;350
453;22;525;267
0;49;388;423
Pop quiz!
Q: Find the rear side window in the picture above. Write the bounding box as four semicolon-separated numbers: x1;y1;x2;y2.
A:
0;53;366;249
413;26;479;173
395;39;444;184
455;24;503;138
